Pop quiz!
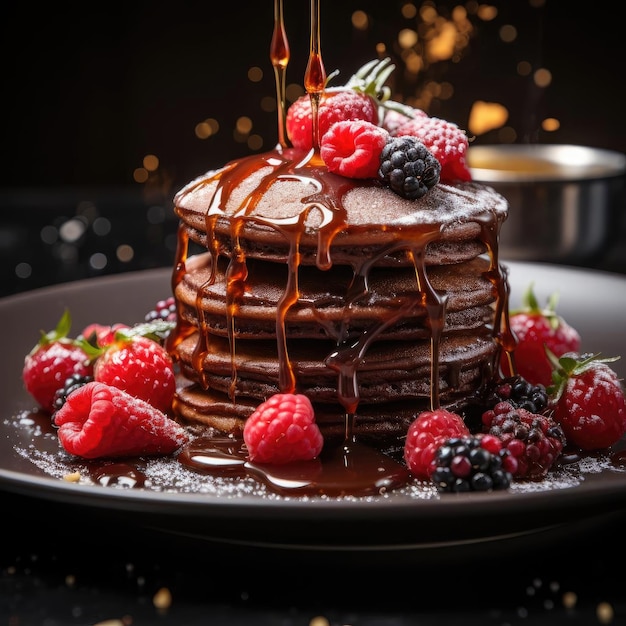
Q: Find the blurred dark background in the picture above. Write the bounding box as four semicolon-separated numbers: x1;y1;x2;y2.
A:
2;0;625;297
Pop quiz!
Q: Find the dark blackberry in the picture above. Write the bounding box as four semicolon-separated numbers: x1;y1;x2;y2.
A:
482;401;566;480
430;434;513;493
145;296;177;323
52;373;94;414
484;375;549;414
378;136;441;200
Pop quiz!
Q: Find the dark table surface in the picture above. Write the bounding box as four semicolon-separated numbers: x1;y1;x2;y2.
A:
2;187;626;625
3;490;626;626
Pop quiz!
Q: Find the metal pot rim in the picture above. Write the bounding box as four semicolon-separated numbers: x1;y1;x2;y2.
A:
467;144;626;183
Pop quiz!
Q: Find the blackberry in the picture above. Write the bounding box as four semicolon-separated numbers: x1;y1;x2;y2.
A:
483;375;549;414
145;296;177;323
482;401;566;480
378;136;441;200
430;434;513;493
52;373;94;414
460;375;550;431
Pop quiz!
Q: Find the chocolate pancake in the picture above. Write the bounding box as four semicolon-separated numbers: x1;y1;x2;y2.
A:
174;252;497;339
166;146;511;442
175;331;496;403
174;156;506;267
174;382;479;444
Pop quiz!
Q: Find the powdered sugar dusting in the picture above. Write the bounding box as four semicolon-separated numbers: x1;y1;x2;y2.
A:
8;412;624;502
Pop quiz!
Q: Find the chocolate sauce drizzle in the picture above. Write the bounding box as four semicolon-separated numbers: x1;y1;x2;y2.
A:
270;0;290;149
165;0;514;497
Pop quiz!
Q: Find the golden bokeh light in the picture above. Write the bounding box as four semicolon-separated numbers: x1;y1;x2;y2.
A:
542;117;560;132
596;601;614;624
116;244;134;263
286;82;304;103
419;4;438;25
468;101;509;136
247;134;264;151
499;24;517;43
351;10;369;31
133;168;149;183
426;21;458;62
451;5;468;22
397;3;478;71
236;116;253;134
562;592;577;609
476;4;498;20
404;51;424;74
398;28;419;50
401;3;417;19
534;68;552;88
248;66;263;82
195;118;220;140
143;154;159;172
153;587;173;611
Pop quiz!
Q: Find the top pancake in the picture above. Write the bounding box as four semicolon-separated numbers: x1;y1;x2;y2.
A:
174;151;508;266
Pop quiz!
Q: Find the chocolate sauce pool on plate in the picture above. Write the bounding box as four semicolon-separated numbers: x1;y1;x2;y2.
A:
178;434;410;497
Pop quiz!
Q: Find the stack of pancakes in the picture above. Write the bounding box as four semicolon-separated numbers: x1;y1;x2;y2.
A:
167;148;510;443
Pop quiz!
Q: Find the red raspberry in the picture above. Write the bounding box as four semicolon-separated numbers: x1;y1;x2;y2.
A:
243;393;323;464
94;335;176;414
502;285;581;388
286;88;378;151
394;115;471;183
320;120;389;179
550;353;626;450
53;381;189;459
482;401;565;479
22;309;93;413
403;408;470;480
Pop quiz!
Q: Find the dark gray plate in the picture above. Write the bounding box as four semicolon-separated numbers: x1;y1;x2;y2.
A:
1;262;625;553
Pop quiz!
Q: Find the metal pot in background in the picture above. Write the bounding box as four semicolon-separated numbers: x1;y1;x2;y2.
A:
467;144;626;265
